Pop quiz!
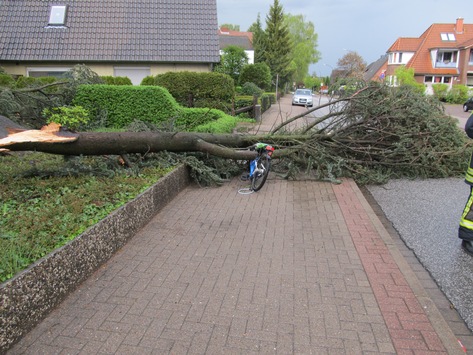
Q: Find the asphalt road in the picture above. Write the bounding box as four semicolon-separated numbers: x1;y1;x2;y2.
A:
366;104;473;332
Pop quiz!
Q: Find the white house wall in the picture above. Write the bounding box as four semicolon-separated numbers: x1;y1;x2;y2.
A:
1;63;213;84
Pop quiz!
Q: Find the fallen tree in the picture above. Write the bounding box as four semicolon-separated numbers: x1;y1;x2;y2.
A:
1;83;470;185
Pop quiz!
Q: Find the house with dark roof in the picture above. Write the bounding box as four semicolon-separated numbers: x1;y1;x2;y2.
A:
0;0;220;85
364;55;388;83
218;28;254;64
385;17;473;94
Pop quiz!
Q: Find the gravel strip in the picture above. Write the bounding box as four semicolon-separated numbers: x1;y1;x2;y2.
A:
367;178;473;330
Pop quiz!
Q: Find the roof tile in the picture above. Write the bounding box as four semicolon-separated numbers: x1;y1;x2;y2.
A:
388;20;473;75
0;0;220;63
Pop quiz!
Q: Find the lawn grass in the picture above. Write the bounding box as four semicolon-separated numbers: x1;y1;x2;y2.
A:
0;152;174;282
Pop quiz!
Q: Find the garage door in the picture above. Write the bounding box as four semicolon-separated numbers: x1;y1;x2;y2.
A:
113;67;151;85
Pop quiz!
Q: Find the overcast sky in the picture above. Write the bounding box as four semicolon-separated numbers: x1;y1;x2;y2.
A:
216;0;470;77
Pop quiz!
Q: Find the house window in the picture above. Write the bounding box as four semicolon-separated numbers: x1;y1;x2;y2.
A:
387;75;398;86
440;33;456;41
49;5;67;26
27;67;71;78
469;49;473;65
435;51;458;68
436;51;457;63
428;76;452;84
388;52;403;64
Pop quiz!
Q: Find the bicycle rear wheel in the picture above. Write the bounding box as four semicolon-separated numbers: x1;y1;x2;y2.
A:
251;154;271;192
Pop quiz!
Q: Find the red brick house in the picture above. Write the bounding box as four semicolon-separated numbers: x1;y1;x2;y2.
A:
385;18;473;94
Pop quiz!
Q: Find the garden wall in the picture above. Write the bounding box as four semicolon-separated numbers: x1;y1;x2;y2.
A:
0;165;190;352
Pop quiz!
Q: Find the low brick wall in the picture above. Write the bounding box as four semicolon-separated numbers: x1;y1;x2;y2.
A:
0;165;190;352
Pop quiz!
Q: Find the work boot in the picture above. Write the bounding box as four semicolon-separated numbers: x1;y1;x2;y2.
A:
462;240;473;256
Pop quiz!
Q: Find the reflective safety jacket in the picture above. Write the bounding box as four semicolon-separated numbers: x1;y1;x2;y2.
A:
465;114;473;185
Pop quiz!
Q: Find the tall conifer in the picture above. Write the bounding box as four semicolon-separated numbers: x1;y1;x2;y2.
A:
264;0;292;86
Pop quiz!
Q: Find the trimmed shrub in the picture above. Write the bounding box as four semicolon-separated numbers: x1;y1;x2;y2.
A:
446;84;469;104
260;94;273;113
235;96;254;110
239;62;272;90
73;85;180;128
432;83;449;102
100;76;132;86
263;92;276;104
176;107;227;131
141;76;155;86
0;74;15;88
240;82;263;97
192;115;238;133
146;71;235;110
43;105;90;131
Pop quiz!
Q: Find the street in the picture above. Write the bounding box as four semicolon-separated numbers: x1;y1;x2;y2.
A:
252;93;333;133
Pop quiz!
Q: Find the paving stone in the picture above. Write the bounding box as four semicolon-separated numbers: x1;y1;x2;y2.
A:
6;178;467;354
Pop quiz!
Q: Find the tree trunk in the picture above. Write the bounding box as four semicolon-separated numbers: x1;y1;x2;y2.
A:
0;130;304;159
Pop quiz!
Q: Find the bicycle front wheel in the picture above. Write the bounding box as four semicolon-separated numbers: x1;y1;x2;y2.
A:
251;154;271;192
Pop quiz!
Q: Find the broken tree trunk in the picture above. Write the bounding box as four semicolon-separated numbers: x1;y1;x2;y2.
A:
0;124;307;159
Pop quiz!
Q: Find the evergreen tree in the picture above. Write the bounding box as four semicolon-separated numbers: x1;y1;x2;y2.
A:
263;0;293;87
248;14;267;64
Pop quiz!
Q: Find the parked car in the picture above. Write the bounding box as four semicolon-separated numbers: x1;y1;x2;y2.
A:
463;97;473;112
292;89;313;107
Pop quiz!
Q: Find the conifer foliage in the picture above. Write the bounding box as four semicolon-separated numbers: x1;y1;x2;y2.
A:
263;0;293;86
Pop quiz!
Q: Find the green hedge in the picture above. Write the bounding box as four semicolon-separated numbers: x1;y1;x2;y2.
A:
176;108;228;131
73;85;180;128
263;92;277;104
235;96;254;110
73;84;238;131
192;115;238;133
432;83;449;102
446;84;469;104
260;93;274;113
234;93;275;114
100;76;132;85
142;71;235;112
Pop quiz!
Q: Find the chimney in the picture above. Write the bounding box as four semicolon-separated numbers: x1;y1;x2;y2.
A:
455;17;464;34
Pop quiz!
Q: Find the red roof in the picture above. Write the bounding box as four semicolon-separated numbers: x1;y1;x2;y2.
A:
387;19;473;75
218;27;253;43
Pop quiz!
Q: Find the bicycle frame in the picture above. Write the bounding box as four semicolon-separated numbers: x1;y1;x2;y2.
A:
250;145;274;177
242;143;274;192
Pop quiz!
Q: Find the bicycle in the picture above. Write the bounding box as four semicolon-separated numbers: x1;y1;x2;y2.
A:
243;142;274;192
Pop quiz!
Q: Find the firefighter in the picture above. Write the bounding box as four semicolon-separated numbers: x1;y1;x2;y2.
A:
459;113;473;256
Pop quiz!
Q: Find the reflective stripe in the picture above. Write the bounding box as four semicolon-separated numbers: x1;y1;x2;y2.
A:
460;187;473;230
466;152;473;182
466;167;473;184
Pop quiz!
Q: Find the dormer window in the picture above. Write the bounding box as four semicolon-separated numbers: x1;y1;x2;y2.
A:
440;33;455;41
48;5;67;26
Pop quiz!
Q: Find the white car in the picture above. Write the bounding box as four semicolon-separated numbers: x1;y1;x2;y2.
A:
292;89;313;107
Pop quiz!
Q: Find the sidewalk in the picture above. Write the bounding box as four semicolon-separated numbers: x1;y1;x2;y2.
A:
7;177;469;354
6;97;473;354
